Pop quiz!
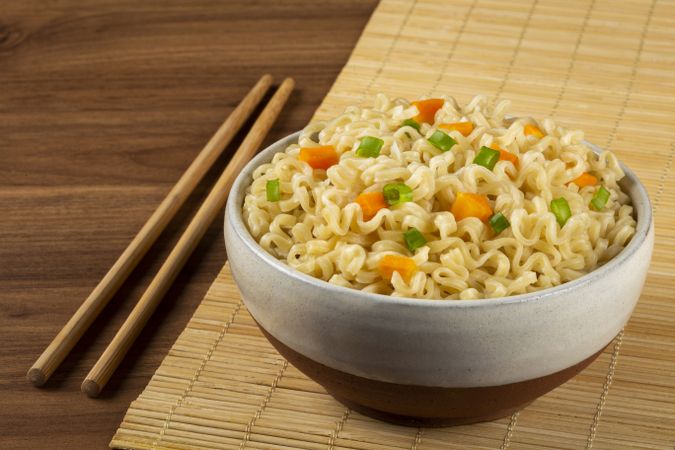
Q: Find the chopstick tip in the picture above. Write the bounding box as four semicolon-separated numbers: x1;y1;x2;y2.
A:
280;77;295;90
260;73;274;85
81;379;101;398
27;367;46;386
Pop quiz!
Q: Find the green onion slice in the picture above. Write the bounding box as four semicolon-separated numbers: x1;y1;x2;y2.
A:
427;130;457;152
590;186;610;211
550;197;572;227
488;212;510;234
403;228;427;251
401;119;421;132
266;179;280;202
474;146;501;170
356;136;384;158
383;183;413;206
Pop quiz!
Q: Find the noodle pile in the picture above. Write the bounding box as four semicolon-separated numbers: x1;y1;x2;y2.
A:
243;95;636;300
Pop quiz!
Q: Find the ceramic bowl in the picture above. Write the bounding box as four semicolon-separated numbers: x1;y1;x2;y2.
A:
224;131;654;426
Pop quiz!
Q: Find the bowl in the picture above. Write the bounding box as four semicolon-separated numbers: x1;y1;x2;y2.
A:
224;131;654;426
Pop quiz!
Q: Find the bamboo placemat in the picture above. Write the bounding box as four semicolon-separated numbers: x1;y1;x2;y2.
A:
111;0;675;448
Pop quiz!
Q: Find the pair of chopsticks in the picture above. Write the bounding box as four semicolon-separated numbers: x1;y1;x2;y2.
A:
27;74;294;397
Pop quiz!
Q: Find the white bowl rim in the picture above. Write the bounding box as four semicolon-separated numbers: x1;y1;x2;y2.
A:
226;130;653;309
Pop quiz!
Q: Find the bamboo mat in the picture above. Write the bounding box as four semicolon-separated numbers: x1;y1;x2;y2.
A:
111;0;675;448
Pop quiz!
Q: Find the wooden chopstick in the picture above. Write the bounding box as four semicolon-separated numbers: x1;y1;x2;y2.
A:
81;77;295;397
27;74;273;387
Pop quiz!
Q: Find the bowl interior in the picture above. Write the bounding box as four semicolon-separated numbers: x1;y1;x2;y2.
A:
226;131;653;308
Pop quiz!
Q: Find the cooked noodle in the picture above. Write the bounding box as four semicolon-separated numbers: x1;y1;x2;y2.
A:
243;95;636;300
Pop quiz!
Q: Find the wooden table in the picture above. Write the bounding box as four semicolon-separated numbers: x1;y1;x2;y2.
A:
0;2;376;448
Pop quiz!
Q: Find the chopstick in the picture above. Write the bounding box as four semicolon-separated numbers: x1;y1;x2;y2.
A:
81;77;295;397
27;74;273;387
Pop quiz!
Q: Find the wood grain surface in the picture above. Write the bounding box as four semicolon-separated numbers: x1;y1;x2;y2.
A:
0;1;376;448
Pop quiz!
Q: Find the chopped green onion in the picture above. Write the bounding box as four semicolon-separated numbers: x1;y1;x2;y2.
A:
401;119;421;132
403;228;427;251
383;183;413;206
550;197;572;227
266;179;280;202
590;186;610;211
356;136;384;158
488;212;510;234
427;130;457;152
474;146;501;170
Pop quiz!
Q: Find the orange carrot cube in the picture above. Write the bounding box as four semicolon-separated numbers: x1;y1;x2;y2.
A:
378;255;417;283
524;124;544;138
439;121;474;136
299;146;339;170
570;172;598;188
451;192;493;222
412;98;444;124
498;149;519;168
355;191;388;220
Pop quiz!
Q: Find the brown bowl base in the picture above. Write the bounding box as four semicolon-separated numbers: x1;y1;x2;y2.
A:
330;393;531;427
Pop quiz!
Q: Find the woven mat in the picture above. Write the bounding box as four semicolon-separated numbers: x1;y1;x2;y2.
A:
111;0;675;448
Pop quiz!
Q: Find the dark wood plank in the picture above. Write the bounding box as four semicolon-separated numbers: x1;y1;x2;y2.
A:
0;1;377;448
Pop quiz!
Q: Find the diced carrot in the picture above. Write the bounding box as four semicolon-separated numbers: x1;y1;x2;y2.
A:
299;146;339;170
524;124;544;138
490;139;503;151
451;192;493;222
498;149;519;168
570;172;598;188
355;191;388;220
378;255;417;283
412;98;444;124
439;121;474;136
